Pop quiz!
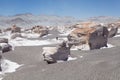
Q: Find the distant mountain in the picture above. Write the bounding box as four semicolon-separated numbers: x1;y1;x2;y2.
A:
85;16;120;23
0;13;79;28
0;14;119;28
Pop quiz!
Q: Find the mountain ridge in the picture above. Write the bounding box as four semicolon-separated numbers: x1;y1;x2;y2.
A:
0;13;119;28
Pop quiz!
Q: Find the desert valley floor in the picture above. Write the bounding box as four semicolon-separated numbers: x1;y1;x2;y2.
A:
1;30;120;80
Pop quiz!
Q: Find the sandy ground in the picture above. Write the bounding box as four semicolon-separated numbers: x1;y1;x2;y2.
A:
1;36;120;80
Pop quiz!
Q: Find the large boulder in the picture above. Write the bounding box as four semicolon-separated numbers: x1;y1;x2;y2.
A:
67;27;96;45
67;26;109;50
11;25;21;33
42;41;70;64
39;30;49;37
3;25;21;33
88;27;109;50
0;38;8;43
0;43;13;53
32;26;49;37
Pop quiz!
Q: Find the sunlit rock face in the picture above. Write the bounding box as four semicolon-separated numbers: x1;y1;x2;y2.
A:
31;25;49;37
67;27;96;45
11;25;21;33
72;21;98;28
67;25;109;50
3;25;21;33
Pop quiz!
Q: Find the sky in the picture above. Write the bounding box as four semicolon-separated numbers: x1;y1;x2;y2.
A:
0;0;119;18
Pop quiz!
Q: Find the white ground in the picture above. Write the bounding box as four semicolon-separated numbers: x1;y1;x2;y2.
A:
71;44;114;51
9;37;67;46
0;32;67;46
0;59;22;80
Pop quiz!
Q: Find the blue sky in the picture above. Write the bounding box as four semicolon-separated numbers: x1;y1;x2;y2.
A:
0;0;119;18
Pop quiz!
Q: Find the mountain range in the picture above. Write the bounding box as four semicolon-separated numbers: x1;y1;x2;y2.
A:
0;13;119;28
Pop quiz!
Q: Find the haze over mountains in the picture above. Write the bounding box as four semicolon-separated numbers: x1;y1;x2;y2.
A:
0;13;120;28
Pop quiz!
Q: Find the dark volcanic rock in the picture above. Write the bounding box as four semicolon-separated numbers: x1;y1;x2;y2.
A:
0;38;8;43
108;27;118;38
88;26;109;50
42;41;71;64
